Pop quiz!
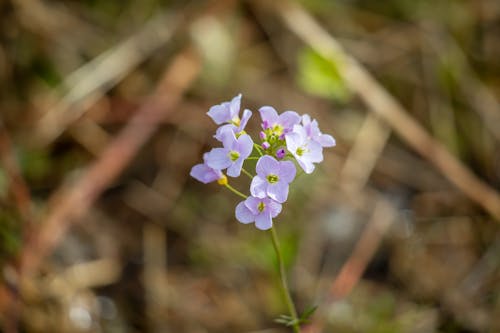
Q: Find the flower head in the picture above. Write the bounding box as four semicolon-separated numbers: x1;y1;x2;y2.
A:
285;125;323;174
302;114;336;147
205;127;253;177
250;156;296;203
235;196;282;230
259;106;301;140
190;153;224;184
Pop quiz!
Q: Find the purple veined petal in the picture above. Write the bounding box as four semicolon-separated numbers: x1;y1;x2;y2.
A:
308;141;324;163
236;134;254;158
227;158;244;177
206;148;231;170
229;94;242;119
267;181;289;203
207;102;231;125
245;196;262;215
190;163;221;184
256;155;279;176
255;212;273;230
267;199;282;218
250;176;267;198
279;111;301;130
238;109;252;132
214;124;237;142
235;201;254;224
259;106;279;125
278;160;296;183
318;134;336;147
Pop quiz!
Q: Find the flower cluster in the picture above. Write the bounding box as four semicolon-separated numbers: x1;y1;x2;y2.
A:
191;94;335;230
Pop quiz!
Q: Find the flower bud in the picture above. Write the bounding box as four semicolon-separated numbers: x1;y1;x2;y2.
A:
262;142;271;150
217;175;228;185
276;148;286;159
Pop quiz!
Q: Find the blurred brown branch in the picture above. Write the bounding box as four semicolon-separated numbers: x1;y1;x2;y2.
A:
273;0;500;221
20;47;200;278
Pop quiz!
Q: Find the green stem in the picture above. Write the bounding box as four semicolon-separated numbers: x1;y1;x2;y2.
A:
269;227;300;333
254;144;264;156
246;156;260;160
241;168;254;179
224;183;247;200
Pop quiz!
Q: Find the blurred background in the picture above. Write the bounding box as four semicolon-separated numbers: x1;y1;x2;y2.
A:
1;0;500;332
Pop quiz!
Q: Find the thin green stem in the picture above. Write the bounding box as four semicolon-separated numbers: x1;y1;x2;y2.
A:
253;144;264;156
269;227;300;333
241;168;254;179
246;156;260;160
224;183;247;200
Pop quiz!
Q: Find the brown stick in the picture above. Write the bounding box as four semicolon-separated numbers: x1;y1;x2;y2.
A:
20;48;200;278
275;0;500;221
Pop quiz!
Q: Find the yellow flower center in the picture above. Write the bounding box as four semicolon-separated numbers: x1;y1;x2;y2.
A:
257;201;265;212
266;174;279;184
228;150;240;161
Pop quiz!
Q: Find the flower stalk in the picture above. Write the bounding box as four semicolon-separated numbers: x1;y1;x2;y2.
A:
269;227;300;333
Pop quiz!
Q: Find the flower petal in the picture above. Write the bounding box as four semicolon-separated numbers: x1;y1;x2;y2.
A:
214;124;236;142
206;148;231;170
267;181;289;203
308;141;324;163
245;196;261;215
227;158;244;177
236;134;254;158
267;199;282;218
297;156;315;174
255;212;273;230
190;163;221;184
229;94;242;120
250;176;267;198
285;132;300;153
207;102;231;125
256;155;279;176
278;160;296;183
318;134;336;147
279;111;301;130
238;109;252;132
259;106;279;124
235;201;254;224
220;127;237;149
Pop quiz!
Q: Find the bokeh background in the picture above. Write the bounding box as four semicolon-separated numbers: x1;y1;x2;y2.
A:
1;0;500;332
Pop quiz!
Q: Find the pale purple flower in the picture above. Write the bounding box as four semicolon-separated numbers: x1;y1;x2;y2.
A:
259;106;301;138
250;156;296;203
190;153;224;184
235;196;282;230
206;128;253;177
207;94;242;125
285;125;323;174
214;108;252;141
302;114;336;147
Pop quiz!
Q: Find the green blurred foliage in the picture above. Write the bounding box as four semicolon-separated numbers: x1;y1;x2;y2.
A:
297;48;351;102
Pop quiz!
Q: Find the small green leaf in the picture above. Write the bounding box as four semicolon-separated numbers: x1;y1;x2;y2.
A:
299;305;318;322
